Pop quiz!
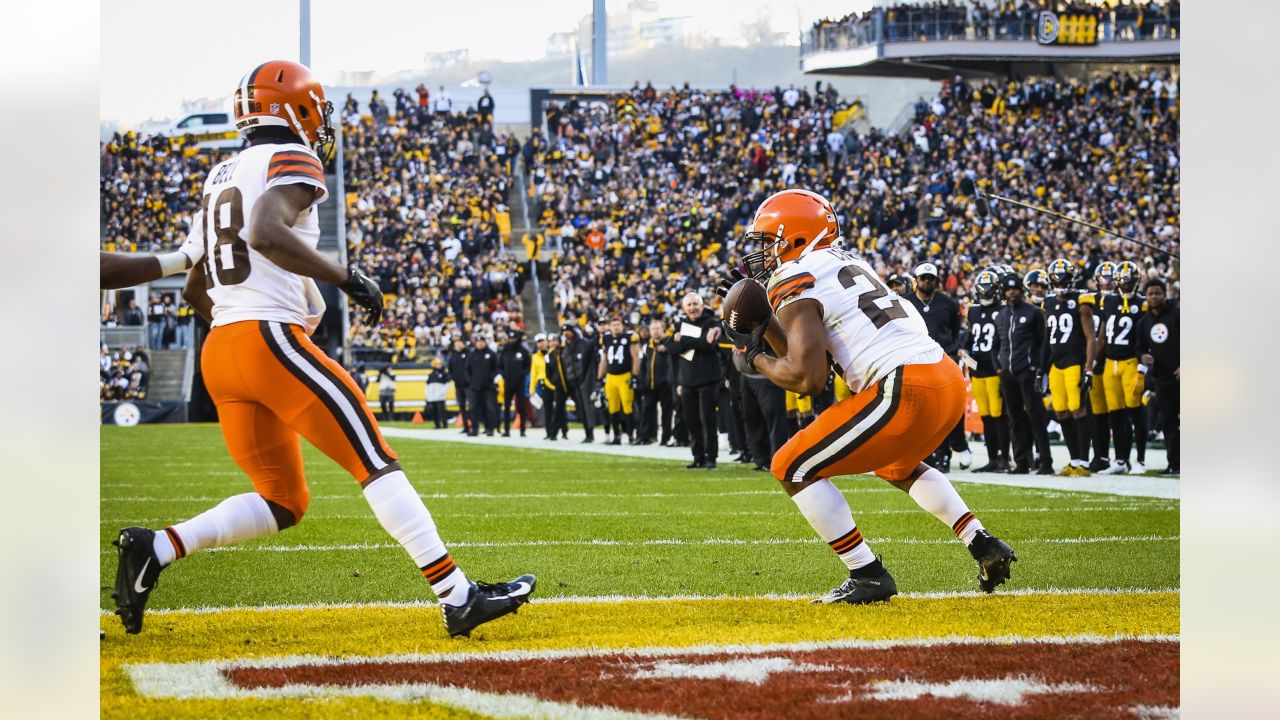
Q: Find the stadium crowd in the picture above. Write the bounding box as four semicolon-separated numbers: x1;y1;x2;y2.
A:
806;0;1181;52
100;344;150;401
340;92;529;362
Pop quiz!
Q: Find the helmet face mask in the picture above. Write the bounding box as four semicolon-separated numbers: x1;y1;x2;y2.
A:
1115;260;1141;294
742;189;839;277
234;60;334;161
1048;258;1074;289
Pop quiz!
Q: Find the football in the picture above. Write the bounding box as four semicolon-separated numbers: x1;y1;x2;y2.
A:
721;277;771;334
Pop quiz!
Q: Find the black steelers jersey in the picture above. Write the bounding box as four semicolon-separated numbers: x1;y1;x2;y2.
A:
601;331;637;374
1043;289;1096;368
965;303;1001;377
1099;292;1147;361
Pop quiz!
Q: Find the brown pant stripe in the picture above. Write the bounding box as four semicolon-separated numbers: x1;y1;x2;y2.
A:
164;526;187;559
360;461;403;489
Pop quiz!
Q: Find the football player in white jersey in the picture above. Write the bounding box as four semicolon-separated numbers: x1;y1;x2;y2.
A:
110;61;535;638
735;189;1016;604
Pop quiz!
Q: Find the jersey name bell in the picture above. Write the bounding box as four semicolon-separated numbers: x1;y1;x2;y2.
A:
197;143;330;329
767;248;940;392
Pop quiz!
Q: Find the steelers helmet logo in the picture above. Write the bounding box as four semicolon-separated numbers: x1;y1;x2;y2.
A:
1151;323;1169;344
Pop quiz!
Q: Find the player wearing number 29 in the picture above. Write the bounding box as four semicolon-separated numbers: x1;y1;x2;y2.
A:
736;189;1016;605
110;61;534;639
1041;258;1099;477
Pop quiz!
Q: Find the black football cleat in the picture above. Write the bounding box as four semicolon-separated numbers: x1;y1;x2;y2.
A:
443;574;537;638
812;568;898;605
1087;457;1112;473
968;530;1017;593
111;527;165;635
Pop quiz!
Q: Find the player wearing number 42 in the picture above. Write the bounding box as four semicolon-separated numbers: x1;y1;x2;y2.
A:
722;188;1017;605
110;60;536;640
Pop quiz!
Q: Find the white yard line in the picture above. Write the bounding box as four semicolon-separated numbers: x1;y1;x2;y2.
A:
103;588;1179;616
379;426;1180;499
98;504;1175;524
98;534;1177;556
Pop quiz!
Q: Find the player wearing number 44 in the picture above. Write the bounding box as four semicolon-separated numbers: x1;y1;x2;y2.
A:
110;60;535;640
724;188;1017;606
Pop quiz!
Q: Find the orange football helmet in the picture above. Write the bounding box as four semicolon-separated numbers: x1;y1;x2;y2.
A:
233;60;335;162
741;189;841;276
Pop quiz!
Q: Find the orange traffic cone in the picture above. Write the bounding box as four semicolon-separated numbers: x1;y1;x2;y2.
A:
411;411;424;424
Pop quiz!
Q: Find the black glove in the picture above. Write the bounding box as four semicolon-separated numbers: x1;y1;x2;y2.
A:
743;323;770;373
715;265;748;299
1033;369;1048;395
1079;371;1093;393
339;266;383;325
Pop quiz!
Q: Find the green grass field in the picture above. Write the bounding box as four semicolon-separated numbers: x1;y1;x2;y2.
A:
100;425;1179;610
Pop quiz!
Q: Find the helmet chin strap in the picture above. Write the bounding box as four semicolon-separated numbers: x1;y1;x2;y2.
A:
798;227;829;258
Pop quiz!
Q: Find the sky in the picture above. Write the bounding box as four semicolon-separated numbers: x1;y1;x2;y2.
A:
100;0;870;124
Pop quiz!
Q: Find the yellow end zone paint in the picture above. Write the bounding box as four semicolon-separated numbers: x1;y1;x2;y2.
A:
101;592;1178;720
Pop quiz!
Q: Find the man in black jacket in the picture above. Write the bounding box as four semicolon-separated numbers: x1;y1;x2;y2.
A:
560;324;596;442
993;273;1053;474
665;292;724;469
542;335;570;441
1136;279;1179;475
498;330;533;437
464;335;499;436
905;262;971;472
638;318;675;445
446;337;472;434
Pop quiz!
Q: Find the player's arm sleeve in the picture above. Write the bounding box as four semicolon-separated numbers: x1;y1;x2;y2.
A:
264;148;329;207
767;271;817;313
176;210;206;267
1134;316;1151;356
1032;309;1048;370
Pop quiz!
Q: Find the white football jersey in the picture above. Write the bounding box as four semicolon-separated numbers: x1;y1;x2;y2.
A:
196;142;329;329
768;247;941;392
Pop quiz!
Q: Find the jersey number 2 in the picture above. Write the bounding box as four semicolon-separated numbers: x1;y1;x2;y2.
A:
837;264;908;329
202;187;251;287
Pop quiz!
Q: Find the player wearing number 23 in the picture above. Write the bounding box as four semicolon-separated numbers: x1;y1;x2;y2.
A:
737;188;1016;605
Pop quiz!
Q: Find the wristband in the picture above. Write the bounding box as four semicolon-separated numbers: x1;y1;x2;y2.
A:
1136;364;1148;374
157;251;190;277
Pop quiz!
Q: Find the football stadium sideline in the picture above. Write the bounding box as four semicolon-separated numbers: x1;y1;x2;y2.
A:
381;426;1179;499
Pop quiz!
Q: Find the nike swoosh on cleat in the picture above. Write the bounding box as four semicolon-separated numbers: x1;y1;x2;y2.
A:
490;581;533;600
133;557;152;594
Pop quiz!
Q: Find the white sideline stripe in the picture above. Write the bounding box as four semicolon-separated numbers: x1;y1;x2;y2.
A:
268;322;388;472
100;587;1180;616
102;490;816;502
98;504;1176;524
793;369;897;482
97;534;1178;556
124;633;1179;703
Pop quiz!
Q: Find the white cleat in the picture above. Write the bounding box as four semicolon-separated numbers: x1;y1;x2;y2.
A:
1099;459;1130;475
955;449;973;470
1129;461;1147;475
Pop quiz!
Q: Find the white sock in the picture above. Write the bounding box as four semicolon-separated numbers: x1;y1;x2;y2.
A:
908;468;986;546
156;493;279;566
363;470;469;605
791;479;876;571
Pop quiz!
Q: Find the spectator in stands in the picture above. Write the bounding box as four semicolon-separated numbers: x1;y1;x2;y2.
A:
146;293;165;347
123;299;144;326
477;89;495;124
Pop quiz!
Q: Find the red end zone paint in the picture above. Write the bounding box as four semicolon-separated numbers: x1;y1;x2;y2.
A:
225;639;1177;719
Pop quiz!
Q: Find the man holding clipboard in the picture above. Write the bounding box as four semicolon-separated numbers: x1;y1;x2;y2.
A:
661;292;725;469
